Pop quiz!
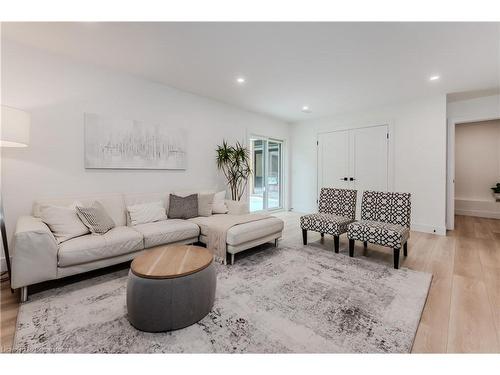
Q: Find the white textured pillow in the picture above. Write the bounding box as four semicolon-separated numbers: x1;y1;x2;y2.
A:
212;191;228;214
127;201;167;226
39;201;89;244
198;193;215;217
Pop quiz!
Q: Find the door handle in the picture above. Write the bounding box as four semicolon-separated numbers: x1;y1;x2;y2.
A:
349;177;356;181
340;177;348;181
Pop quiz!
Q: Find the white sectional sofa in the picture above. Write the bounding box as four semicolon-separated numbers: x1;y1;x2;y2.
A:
11;191;284;301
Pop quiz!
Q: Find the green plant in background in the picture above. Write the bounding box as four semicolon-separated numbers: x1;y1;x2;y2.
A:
491;183;500;194
216;140;252;201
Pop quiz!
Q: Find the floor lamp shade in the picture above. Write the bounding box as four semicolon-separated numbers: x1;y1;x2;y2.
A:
1;105;30;147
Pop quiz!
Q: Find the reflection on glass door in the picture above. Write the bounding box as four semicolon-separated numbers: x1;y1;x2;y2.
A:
249;137;283;212
250;139;265;211
267;141;282;209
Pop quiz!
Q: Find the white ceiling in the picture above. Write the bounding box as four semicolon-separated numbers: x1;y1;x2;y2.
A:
2;22;500;122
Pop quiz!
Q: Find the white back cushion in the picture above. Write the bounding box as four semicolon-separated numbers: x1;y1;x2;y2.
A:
127;201;167;226
39;201;89;243
123;192;170;226
212;191;229;214
33;194;126;226
173;190;216;197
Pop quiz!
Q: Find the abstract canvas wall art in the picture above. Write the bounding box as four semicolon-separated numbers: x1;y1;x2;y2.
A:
84;113;187;170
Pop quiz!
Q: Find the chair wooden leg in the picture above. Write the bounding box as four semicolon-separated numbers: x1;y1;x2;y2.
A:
393;248;400;269
349;239;354;257
302;229;307;245
334;235;339;253
320;233;324;238
403;242;408;257
363;241;367;249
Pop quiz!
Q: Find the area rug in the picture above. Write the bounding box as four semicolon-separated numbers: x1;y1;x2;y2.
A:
13;242;431;353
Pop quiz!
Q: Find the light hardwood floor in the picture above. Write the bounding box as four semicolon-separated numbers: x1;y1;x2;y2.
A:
1;213;499;353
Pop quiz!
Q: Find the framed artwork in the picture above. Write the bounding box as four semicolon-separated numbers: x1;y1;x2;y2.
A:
84;113;187;170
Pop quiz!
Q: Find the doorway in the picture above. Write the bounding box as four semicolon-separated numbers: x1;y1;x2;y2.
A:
447;117;500;230
454;119;500;219
249;136;283;212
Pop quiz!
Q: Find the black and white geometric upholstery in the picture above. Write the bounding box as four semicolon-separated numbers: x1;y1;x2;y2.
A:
347;220;410;248
359;191;411;228
300;188;357;252
317;187;358;218
300;213;354;237
347;191;411;269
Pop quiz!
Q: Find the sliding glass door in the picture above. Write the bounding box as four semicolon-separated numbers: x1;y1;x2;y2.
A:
249;137;283;212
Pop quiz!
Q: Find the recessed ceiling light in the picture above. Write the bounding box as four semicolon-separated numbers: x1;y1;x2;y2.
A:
236;77;246;84
302;105;311;113
429;75;440;81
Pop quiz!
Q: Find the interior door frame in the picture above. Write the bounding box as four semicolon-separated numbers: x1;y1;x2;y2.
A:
316;122;395;205
446;115;500;230
248;134;285;212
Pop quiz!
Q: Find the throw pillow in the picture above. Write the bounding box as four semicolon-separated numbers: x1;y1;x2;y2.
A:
39;201;90;244
76;201;115;234
127;201;167;226
212;190;228;214
197;193;215;217
168;194;198;219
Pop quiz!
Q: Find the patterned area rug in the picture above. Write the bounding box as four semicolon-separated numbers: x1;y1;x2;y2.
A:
13;242;431;353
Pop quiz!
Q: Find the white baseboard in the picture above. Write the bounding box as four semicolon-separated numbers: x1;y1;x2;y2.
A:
455;198;500;219
411;223;447;236
455;209;500;219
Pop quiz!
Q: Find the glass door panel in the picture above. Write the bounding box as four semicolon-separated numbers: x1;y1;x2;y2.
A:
250;139;265;212
250;137;283;212
267;141;282;209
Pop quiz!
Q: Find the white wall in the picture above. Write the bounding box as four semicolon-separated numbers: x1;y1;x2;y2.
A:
290;95;447;235
0;41;290;268
447;94;500;121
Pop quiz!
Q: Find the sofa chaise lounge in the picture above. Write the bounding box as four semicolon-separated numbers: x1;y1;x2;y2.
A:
11;191;284;301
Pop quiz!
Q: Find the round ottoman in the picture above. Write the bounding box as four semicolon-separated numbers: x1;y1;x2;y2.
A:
126;245;216;332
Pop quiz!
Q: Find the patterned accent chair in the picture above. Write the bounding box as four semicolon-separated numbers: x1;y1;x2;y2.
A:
347;191;411;269
300;188;357;253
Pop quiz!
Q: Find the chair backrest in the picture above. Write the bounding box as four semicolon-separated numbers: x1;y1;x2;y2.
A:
360;191;411;228
318;188;357;219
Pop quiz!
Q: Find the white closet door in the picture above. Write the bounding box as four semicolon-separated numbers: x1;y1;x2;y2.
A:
351;125;389;217
317;130;349;195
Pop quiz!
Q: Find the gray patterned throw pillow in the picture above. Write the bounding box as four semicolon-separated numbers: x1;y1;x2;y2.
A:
168;194;198;219
76;201;115;234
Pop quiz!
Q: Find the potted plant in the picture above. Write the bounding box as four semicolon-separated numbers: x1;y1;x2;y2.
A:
216;140;252;201
491;183;500;202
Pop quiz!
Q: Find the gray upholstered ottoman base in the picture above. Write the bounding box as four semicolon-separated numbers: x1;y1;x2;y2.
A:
126;262;216;332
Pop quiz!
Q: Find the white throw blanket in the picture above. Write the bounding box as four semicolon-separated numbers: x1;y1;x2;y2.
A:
207;213;270;263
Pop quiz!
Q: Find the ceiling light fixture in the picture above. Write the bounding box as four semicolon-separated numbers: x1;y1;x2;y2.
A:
236;77;246;84
429;75;440;81
302;105;311;113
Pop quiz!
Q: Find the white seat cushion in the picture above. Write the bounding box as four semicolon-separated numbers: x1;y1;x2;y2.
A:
189;215;283;246
58;226;143;267
133;219;200;248
226;217;284;245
